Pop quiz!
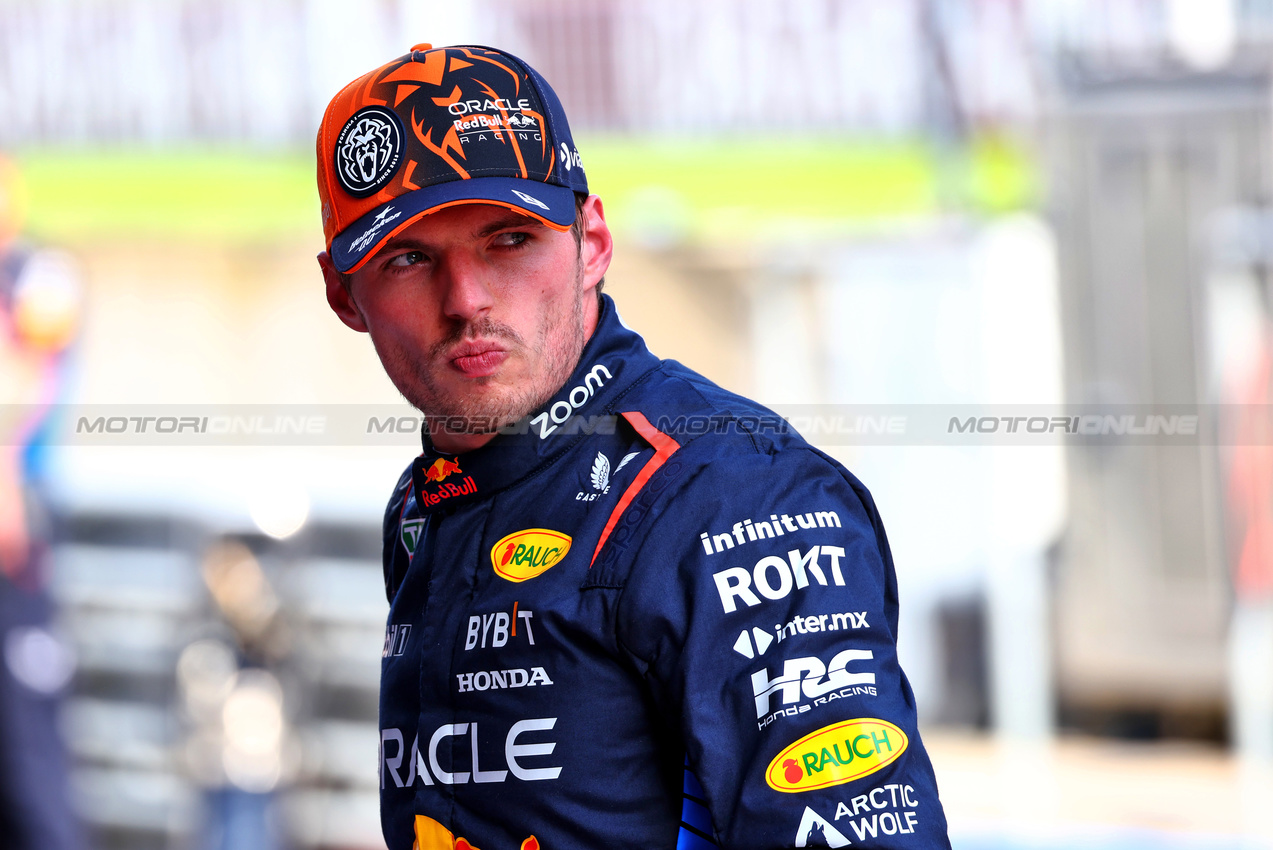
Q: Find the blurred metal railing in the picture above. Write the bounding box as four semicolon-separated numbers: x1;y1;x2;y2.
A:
0;0;1045;144
48;512;389;850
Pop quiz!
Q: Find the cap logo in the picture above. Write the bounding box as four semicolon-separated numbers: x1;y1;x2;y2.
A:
511;189;549;211
334;106;404;198
559;142;583;172
349;204;403;254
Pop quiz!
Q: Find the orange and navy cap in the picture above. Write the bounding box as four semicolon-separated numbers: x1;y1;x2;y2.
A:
317;44;589;274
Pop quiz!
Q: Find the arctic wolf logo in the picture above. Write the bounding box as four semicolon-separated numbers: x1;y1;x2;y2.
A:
794;806;849;847
334;106;404;197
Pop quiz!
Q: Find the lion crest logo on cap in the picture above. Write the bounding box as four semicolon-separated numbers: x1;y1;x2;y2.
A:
334;106;404;198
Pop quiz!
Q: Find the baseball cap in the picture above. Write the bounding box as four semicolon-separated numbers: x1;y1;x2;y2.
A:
317;44;589;274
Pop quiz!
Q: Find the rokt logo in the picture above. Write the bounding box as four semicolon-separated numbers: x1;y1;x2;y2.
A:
491;529;571;582
713;545;849;613
765;718;907;793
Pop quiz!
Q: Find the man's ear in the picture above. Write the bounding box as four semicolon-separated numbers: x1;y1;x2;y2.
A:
579;194;613;295
319;251;368;333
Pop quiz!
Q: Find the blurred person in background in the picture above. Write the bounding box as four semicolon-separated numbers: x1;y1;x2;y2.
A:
184;539;290;850
318;44;950;849
0;153;85;850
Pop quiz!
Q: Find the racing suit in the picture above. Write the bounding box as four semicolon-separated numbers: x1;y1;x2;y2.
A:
379;295;951;849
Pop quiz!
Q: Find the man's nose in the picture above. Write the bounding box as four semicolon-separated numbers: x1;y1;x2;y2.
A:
438;253;494;322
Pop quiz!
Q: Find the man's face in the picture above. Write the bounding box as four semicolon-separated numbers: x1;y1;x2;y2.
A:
321;196;612;452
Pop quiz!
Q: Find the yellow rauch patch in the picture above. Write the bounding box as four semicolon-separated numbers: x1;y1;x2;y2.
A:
491;529;572;582
765;718;908;793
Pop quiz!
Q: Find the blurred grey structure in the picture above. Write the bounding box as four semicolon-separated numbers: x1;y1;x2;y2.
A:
1045;56;1269;734
49;513;387;850
52;520;203;848
2;0;1271;144
0;0;1038;143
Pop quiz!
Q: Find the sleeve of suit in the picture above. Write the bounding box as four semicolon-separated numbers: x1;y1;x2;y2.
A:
614;446;953;849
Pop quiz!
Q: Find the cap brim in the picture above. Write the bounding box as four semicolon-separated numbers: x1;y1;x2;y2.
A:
331;178;578;273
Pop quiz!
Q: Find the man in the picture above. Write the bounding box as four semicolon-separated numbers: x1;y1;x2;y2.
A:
0;153;84;850
317;44;950;850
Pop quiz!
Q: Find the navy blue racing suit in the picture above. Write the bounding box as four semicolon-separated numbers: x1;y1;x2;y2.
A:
378;295;951;849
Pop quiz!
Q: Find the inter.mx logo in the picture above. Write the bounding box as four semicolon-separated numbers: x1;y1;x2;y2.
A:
733;609;871;660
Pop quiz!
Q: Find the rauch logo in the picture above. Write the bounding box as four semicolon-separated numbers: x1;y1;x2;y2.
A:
491;529;572;583
765;718;907;793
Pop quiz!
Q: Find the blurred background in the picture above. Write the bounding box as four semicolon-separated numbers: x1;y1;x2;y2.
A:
1;0;1272;847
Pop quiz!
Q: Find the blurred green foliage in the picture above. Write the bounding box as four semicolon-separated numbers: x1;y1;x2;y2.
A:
16;150;319;243
15;137;1035;245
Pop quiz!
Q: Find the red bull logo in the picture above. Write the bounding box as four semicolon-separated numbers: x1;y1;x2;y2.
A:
416;457;477;507
414;815;539;850
765;718;908;793
491;529;571;582
425;457;463;482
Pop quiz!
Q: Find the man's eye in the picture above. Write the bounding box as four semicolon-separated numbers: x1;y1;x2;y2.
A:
388;251;426;267
494;232;529;248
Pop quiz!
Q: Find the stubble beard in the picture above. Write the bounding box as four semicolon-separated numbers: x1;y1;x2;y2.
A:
379;273;586;436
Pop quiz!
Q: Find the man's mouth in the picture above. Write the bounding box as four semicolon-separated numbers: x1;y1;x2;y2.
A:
449;342;508;378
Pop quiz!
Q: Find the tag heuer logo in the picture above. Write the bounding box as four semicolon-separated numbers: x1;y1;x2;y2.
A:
334;106;405;198
401;519;426;555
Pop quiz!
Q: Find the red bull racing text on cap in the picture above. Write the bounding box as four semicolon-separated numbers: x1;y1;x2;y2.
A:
316;43;589;273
